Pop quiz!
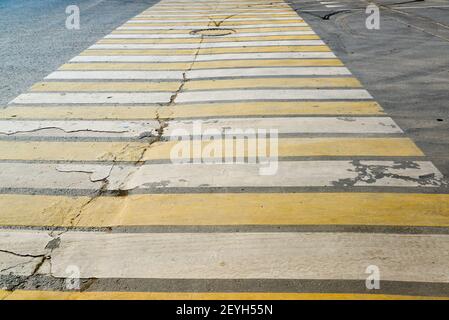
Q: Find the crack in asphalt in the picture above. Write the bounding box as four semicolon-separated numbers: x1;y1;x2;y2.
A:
331;160;447;187
0;249;46;259
0;126;130;136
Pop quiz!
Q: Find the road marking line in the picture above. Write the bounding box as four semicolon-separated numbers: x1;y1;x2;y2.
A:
45;71;184;80
183;77;360;89
81;46;332;55
167;117;400;134
129;17;300;22
112;26;313;34
60;60;344;71
3;192;449;228
0;117;400;138
0;161;440;190
71;52;336;62
30;78;360;92
118;23;308;30
135;13;299;18
44;68;352;80
105;31;316;38
99;35;321;43
89;40;325;49
186;67;352;77
11;92;173;104
176;89;372;102
3;290;444;300
31;81;181;92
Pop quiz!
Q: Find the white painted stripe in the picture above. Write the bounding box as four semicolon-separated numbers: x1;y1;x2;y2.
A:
11;92;172;104
105;31;316;39
118;23;308;30
164;117;400;135
0;117;400;138
90;40;324;49
186;67;352;78
129;17;300;22
142;7;291;11
0;120;160;138
45;71;184;80
0;161;441;190
153;1;288;3
72;52;336;63
44;68;350;80
194;52;337;61
71;55;197;62
326;4;346;7
2;230;448;282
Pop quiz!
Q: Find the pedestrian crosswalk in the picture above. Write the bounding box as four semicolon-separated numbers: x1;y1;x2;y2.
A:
0;0;448;299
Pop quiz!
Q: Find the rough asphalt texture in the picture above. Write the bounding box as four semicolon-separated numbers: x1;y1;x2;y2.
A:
287;0;449;176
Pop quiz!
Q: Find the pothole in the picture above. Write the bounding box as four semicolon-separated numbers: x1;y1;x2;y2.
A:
190;28;236;37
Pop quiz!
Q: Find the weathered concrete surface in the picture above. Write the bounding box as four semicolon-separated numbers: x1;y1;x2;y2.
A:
1;0;449;299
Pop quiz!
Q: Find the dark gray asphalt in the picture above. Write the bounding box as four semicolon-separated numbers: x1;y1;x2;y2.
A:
0;0;159;107
287;0;449;175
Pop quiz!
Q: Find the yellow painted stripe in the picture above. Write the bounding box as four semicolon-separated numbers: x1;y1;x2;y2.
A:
81;49;197;56
0;193;448;227
59;60;343;71
184;77;361;90
111;26;312;34
123;20;303;26
198;46;331;54
0;102;384;119
31;81;181;92
0;138;423;161
81;46;331;55
99;35;320;43
143;7;292;9
2;290;446;300
30;78;360;93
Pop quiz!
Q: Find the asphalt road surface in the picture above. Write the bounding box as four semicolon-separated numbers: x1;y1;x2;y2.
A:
0;0;158;106
0;0;449;300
